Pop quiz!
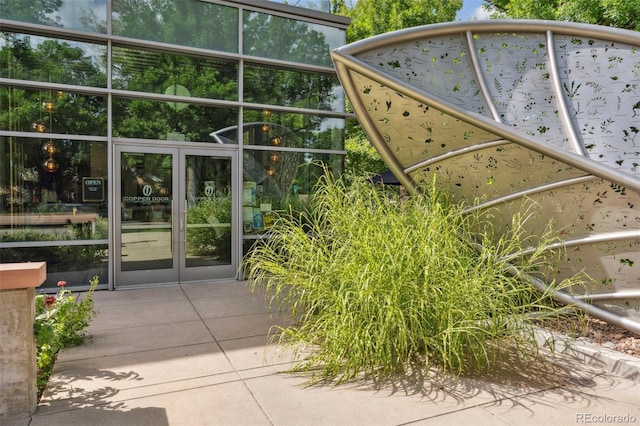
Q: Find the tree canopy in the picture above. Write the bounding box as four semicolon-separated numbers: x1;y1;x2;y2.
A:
486;0;640;31
332;0;463;43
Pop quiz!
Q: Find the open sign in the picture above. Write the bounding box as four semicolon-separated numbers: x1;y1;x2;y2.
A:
82;177;104;202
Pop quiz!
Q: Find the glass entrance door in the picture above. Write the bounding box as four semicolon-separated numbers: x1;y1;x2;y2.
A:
115;145;237;286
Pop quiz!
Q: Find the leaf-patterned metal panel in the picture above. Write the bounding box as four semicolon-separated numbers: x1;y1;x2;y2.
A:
332;20;640;333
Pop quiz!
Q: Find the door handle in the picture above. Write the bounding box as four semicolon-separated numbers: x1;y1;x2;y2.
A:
170;203;175;255
182;209;187;252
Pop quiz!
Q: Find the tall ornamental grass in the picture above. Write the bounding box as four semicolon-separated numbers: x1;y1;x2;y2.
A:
245;173;583;383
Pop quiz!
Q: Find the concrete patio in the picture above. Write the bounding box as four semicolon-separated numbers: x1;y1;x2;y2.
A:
13;280;640;425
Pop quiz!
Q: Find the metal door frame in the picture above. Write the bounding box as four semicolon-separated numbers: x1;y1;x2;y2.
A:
113;144;239;288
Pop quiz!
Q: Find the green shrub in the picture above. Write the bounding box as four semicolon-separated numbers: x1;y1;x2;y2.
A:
34;277;98;395
186;195;232;262
245;173;584;383
1;228;108;283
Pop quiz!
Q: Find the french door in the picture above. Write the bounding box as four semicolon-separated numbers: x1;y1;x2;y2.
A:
115;145;238;286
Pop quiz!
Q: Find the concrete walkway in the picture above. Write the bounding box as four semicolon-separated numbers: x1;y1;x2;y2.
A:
19;281;640;425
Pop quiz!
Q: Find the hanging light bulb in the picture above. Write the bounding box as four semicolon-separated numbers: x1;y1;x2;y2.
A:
271;136;281;145
266;167;275;177
32;119;46;132
270;152;279;162
43;157;59;173
42;140;57;156
43;101;55;113
261;123;269;133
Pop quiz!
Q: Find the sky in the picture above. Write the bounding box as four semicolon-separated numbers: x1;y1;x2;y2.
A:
456;0;492;21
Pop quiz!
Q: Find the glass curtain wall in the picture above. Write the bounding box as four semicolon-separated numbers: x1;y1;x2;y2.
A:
0;29;110;288
0;0;348;289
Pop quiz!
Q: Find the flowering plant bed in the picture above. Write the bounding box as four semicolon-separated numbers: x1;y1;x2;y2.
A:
34;277;98;398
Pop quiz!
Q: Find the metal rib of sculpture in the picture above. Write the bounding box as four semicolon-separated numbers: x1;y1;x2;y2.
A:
331;20;640;334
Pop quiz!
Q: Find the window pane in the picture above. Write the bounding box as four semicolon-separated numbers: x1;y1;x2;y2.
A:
1;33;107;87
120;152;173;271
0;86;107;135
236;110;344;150
113;97;237;142
185;155;232;267
1;0;107;33
242;150;342;234
0;137;108;241
243;11;345;67
0;245;108;289
112;0;238;52
244;64;343;111
112;47;237;100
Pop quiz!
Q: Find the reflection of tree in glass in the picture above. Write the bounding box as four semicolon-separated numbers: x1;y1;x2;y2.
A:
111;48;237;141
243;11;332;67
1;36;108;207
0;35;108;139
0;85;107;158
112;98;237;142
186;196;232;262
244;65;338;111
1;34;107;86
273;150;305;204
4;0;106;33
1;0;64;26
113;49;237;99
120;153;172;198
111;0;237;52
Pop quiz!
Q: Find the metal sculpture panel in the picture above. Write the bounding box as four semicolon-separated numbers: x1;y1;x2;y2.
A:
332;21;640;334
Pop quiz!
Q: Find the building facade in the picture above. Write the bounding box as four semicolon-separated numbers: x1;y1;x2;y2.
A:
0;0;349;290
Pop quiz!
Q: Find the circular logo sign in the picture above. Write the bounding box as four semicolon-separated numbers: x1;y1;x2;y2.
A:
142;184;152;196
204;185;214;197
